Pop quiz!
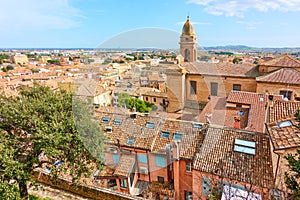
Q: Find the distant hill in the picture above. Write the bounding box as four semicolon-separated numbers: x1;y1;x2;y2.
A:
202;45;300;53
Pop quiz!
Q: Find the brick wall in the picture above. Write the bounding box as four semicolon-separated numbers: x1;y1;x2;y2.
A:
186;74;257;103
32;171;143;200
257;82;300;100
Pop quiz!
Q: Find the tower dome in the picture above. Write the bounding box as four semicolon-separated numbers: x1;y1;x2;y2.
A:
182;16;196;36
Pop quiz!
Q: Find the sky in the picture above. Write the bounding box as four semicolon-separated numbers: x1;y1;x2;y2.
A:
1;0;300;48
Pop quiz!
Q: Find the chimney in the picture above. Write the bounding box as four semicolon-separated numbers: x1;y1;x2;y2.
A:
233;116;241;129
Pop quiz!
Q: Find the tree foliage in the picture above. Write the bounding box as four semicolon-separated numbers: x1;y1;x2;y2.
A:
128;98;153;113
285;150;300;199
118;92;131;108
284;109;300;199
0;85;105;199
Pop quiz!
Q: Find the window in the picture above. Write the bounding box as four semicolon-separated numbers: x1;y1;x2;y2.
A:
202;177;211;196
278;120;292;128
145;97;148;101
161;131;170;138
120;179;127;188
173;132;183;142
105;126;112;133
101;116;110;124
185;191;193;200
192;123;203;129
186;162;192;172
153;98;156;102
233;138;256;155
113;118;122;125
155;155;166;167
233;84;241;91
139;166;148;174
146;121;155;129
190;81;197;94
138;154;148;163
280;90;292;100
112;154;120;163
127;138;135;145
157;176;164;183
210;82;218;96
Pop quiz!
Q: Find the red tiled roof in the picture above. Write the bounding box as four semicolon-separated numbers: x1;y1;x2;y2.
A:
266;117;300;150
194;127;274;188
269;100;300;123
183;62;259;78
227;91;282;132
152;119;205;159
260;54;300;68
256;68;300;84
98;111;162;150
114;154;135;177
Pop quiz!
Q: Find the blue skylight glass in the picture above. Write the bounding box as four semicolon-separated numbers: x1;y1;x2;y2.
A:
146;122;155;129
234;145;255;155
173;132;183;141
161;131;170;138
193;123;203;129
235;139;255;148
101;116;110;124
278;120;292;128
113;118;122;125
127;138;135;145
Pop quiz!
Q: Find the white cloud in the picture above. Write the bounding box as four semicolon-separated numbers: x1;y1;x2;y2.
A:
237;21;263;29
187;0;300;17
0;0;83;31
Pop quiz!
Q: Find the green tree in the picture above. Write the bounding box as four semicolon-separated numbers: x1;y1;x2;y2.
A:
0;85;105;199
128;98;151;113
6;65;14;71
118;92;131;108
233;57;242;64
285;150;300;199
284;109;300;199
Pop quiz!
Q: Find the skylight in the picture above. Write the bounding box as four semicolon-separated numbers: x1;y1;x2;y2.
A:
127;138;135;145
235;139;255;148
173;132;183;142
234;138;256;155
101;116;110;124
278;120;292;128
192;123;203;129
161;131;170;139
113;118;122;125
105;126;112;133
146;122;155;129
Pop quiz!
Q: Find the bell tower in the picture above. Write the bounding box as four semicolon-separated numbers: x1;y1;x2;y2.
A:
180;16;198;62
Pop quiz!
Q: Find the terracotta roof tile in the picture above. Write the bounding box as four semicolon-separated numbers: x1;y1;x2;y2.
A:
227;91;282;132
194;127;274;188
183;62;259;78
260;54;300;68
266;118;300;150
114;154;135;177
98;111;163;150
269;100;300;123
256;68;300;84
152;119;205;159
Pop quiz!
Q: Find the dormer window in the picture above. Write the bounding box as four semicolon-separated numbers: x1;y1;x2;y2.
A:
101;117;110;124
